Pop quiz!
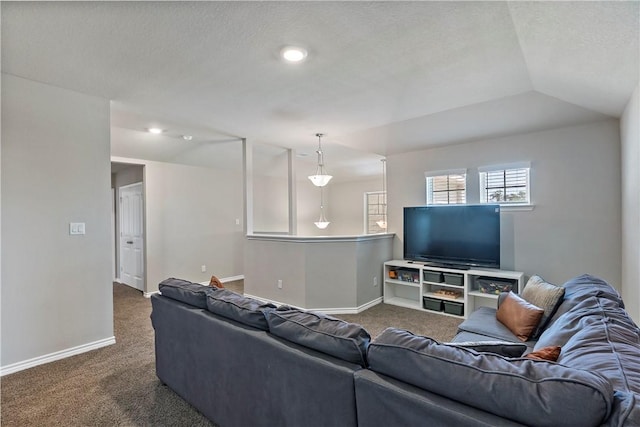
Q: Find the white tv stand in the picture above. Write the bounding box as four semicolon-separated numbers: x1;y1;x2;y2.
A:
383;260;525;319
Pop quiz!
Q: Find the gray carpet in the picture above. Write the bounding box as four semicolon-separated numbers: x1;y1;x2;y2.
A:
1;282;461;426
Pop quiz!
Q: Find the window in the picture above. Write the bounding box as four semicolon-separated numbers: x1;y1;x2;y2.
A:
365;191;386;234
479;163;530;205
425;170;466;205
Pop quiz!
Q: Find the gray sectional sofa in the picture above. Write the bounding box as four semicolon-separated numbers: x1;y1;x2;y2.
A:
151;274;640;427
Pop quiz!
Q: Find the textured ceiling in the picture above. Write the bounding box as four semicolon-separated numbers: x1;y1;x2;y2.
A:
2;1;638;176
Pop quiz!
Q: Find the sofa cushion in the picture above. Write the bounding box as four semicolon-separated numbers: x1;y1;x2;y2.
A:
446;341;527;357
456;307;537;347
368;328;613;427
158;278;212;308
496;292;544;341
521;276;565;338
265;307;371;366
205;290;276;330
559;317;640;395
535;296;620;350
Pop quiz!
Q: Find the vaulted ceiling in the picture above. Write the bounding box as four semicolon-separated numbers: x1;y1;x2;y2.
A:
2;1;638;177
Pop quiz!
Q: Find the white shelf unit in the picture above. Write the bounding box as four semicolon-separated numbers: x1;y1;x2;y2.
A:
383;260;524;319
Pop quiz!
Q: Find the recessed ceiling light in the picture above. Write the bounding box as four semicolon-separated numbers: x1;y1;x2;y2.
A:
281;46;308;63
182;135;193;141
148;128;164;134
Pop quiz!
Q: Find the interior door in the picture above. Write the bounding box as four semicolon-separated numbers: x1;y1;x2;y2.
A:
119;182;144;291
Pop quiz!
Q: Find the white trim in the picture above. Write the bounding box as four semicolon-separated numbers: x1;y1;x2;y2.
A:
221;274;244;283
243;294;383;315
424;168;467;178
1;336;116;376
478;161;531;173
500;204;535;212
144;290;160;298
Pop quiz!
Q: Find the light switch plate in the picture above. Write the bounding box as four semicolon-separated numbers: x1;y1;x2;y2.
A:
70;222;86;235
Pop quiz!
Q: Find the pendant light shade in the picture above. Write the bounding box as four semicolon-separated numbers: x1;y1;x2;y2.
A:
314;187;330;229
308;133;332;187
376;158;387;230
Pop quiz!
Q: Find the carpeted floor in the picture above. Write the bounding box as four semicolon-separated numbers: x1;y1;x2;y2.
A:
1;281;461;426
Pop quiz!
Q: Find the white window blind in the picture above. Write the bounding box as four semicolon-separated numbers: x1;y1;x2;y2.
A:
425;169;466;205
479;163;530;205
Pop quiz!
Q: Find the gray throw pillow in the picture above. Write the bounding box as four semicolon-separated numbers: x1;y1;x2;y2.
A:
206;290;276;330
521;275;565;338
158;277;213;308
446;341;527;357
368;328;613;427
265;307;371;366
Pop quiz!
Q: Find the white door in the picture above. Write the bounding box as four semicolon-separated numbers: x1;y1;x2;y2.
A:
119;183;144;291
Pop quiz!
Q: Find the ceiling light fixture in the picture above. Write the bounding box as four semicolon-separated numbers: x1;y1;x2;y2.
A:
308;133;332;187
148;127;164;134
281;46;308;63
376;158;388;230
314;187;330;230
182;135;193;141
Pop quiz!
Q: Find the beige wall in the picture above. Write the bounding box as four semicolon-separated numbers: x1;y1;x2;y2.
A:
387;119;622;289
621;84;640;323
2;75;113;368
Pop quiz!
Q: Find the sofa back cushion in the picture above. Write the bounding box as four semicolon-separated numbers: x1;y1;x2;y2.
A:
368;327;613;427
159;278;212;308
265;307;371;366
520;276;565;338
206;290;276;330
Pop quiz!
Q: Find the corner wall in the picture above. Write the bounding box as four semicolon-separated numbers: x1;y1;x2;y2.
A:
1;75;113;369
621;84;640;323
387;119;622;289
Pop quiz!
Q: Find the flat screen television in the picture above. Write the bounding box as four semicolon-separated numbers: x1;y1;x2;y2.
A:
403;204;500;269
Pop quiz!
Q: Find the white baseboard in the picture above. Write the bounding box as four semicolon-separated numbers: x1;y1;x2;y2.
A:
143;290;160;298
0;336;116;377
243;294;382;315
198;274;245;286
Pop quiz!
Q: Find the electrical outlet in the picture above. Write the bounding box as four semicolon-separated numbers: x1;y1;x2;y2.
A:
277;279;283;289
201;265;207;273
373;276;378;287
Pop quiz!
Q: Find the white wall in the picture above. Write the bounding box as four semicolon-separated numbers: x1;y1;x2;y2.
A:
1;75;113;368
387;119;622;288
111;157;245;293
621;84;640;323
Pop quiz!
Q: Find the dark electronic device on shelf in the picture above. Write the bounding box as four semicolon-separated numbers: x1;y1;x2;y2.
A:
403;204;500;269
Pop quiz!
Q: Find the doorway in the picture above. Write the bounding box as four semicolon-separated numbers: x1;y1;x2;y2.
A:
118;182;144;291
111;162;146;292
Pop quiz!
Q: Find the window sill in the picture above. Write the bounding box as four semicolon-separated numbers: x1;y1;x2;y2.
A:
499;204;535;212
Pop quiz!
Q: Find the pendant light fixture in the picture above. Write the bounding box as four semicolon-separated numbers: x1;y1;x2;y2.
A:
376;158;388;230
308;133;332;187
314;186;330;229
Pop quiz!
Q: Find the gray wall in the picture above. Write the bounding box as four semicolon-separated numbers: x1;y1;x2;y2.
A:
111;157;245;293
621;84;640;323
387;119;622;289
1;75;113;367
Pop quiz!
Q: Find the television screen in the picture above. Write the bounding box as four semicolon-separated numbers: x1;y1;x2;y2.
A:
403;205;500;269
